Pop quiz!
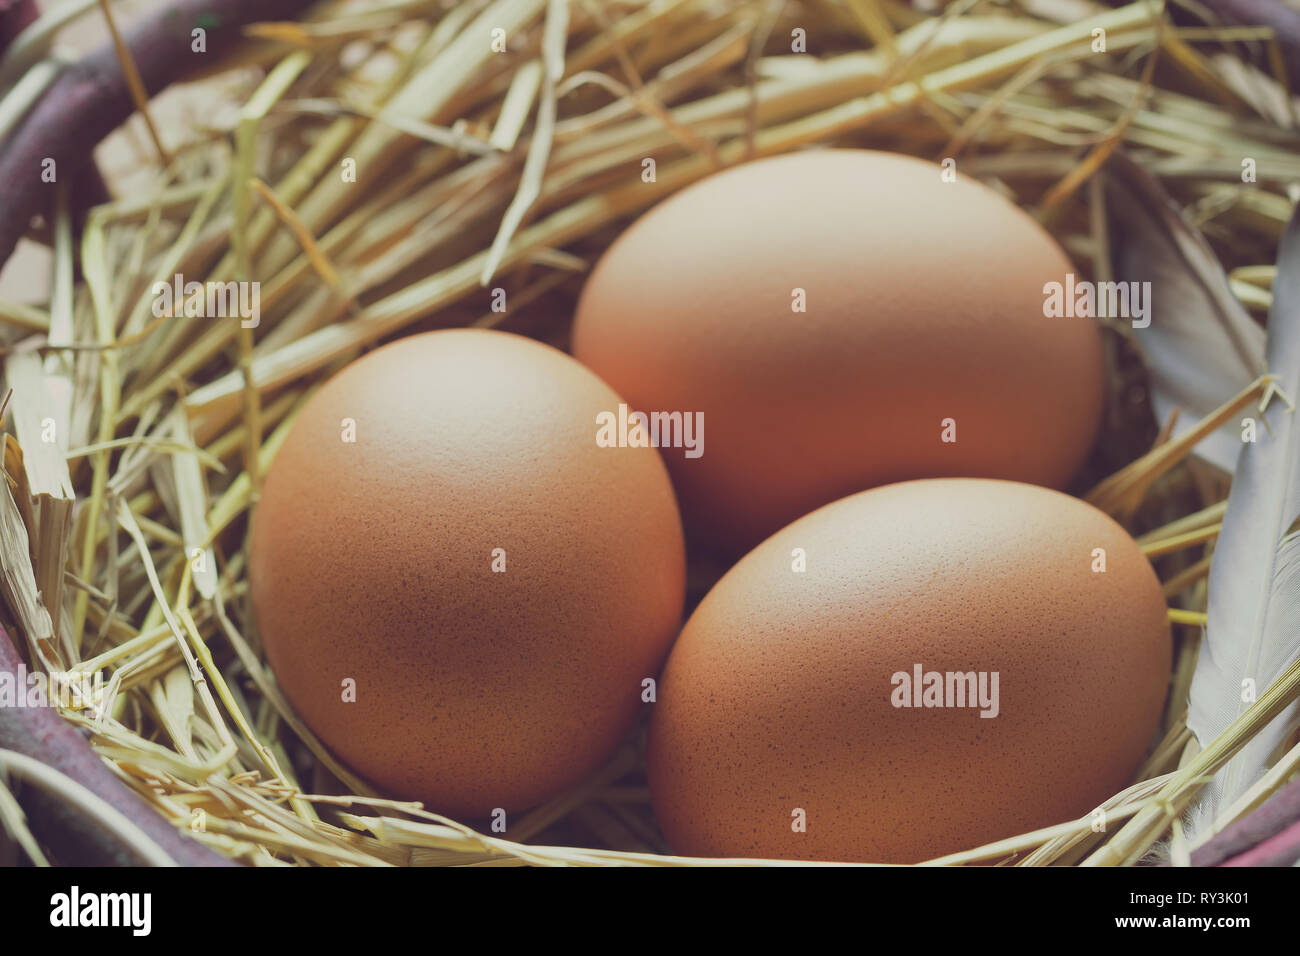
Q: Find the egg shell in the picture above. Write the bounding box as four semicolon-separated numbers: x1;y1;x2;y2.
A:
572;148;1106;553
250;328;686;817
646;478;1171;863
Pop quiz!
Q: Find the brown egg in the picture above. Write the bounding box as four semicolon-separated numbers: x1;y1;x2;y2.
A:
647;478;1170;863
572;149;1105;553
250;329;685;817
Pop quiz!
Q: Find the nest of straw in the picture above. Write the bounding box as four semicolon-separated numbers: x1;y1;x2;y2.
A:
0;0;1297;866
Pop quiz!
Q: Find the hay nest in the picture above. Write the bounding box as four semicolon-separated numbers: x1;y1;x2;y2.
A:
0;0;1297;866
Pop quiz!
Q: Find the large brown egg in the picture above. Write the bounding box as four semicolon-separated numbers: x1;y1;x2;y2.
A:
647;479;1170;863
572;148;1105;553
250;329;685;817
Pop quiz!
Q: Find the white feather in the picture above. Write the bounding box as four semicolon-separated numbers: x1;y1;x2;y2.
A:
1107;155;1266;473
1187;204;1300;835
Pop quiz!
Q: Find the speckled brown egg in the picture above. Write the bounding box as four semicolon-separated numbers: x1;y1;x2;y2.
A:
646;478;1170;863
250;329;685;818
572;148;1105;553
